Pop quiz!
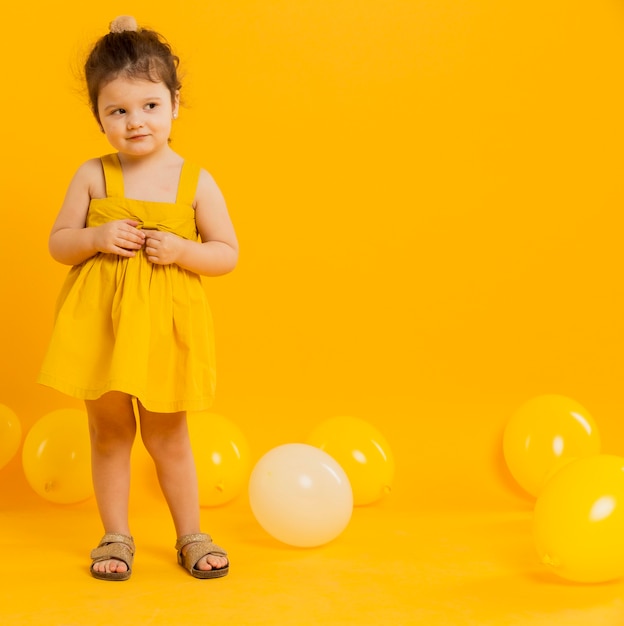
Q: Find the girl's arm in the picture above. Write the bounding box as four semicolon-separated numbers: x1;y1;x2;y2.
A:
144;169;239;276
49;159;146;266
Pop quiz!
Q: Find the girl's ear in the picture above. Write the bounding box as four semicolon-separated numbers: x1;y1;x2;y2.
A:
172;91;180;119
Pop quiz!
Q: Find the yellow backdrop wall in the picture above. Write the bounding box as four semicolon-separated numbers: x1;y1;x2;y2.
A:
1;0;624;510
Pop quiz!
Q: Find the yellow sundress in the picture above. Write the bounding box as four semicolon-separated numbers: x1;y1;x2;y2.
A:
38;153;216;413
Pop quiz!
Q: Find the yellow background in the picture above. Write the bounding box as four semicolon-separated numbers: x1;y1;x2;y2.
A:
2;1;624;623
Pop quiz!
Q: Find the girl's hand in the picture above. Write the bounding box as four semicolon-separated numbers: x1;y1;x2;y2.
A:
144;231;184;265
94;219;146;257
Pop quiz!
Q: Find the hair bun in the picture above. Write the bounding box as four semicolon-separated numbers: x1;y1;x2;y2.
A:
109;15;139;33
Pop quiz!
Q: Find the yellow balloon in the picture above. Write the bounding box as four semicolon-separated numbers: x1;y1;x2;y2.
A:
533;454;624;583
0;404;22;470
307;416;394;506
130;435;161;503
22;409;93;504
187;412;251;506
249;443;353;547
503;395;600;497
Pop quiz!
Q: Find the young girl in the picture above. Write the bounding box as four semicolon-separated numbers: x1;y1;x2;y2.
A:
38;15;238;581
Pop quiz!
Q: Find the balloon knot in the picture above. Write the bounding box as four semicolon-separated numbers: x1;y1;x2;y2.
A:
541;553;560;567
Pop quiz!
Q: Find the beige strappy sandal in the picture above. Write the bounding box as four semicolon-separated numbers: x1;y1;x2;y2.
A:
176;533;229;579
90;533;135;581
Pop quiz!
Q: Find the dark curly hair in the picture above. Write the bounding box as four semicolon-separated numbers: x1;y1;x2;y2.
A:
84;23;181;123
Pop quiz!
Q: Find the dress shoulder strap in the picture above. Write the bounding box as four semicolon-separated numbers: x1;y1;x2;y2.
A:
100;154;125;198
176;161;201;206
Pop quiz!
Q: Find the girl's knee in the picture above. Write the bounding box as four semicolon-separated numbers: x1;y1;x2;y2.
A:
140;417;189;459
89;420;136;452
87;395;137;451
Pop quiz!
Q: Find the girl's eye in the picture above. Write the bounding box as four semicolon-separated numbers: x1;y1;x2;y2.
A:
113;108;126;115
146;103;157;110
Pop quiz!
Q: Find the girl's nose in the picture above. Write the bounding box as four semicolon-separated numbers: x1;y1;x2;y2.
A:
127;115;144;129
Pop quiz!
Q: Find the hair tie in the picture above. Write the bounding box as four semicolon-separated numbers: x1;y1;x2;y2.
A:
109;15;139;33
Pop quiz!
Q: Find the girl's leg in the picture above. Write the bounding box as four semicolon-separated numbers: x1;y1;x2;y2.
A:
137;403;227;572
86;391;137;574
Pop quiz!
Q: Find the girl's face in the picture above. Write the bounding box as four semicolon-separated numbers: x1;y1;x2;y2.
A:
97;76;179;158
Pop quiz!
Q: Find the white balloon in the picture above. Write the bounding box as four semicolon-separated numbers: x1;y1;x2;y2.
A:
249;443;353;547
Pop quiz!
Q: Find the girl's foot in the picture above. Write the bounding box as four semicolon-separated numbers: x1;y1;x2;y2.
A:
183;544;228;572
92;557;129;575
176;533;229;578
90;534;135;581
